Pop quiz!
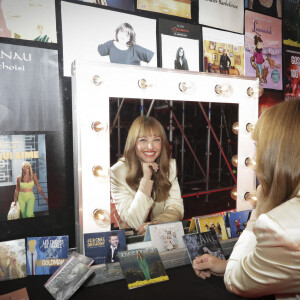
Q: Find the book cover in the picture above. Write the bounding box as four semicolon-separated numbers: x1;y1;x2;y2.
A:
183;231;226;263
79;0;134;11
26;236;69;275
226;210;252;238
283;0;300;48
0;287;29;300
144;221;185;253
84;230;126;264
118;247;169;289
159;19;201;71
0;239;26;282
245;0;282;18
44;253;94;300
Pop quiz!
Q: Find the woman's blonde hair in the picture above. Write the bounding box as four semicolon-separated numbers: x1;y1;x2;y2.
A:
252;99;300;216
21;161;33;182
123;116;171;202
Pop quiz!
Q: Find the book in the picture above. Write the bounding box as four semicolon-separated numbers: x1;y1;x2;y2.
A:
44;252;94;300
118;247;169;289
0;239;26;282
144;221;185;253
183;231;226;263
226;210;252;238
0;287;29;300
84;230;126;264
26;236;69;275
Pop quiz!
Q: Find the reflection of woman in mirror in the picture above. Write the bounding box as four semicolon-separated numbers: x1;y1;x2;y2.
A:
174;47;189;70
14;162;48;218
98;23;154;66
110;116;184;235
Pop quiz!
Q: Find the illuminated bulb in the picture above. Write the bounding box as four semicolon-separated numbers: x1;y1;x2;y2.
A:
178;81;196;94
230;187;237;200
91;121;107;133
215;83;233;97
246;123;254;132
231;155;238;167
232;122;239;135
247;85;264;98
138;78;152;89
93;209;110;227
244;192;257;207
245;157;256;169
93;75;102;86
92;165;109;182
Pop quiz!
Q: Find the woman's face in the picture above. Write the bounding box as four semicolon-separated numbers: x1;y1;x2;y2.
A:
135;135;162;163
117;30;130;45
257;41;263;49
23;165;30;174
179;49;184;57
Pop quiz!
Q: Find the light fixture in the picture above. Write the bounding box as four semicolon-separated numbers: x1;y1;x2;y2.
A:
91;121;108;134
246;123;254;132
138;78;152;89
231;155;238;167
244;192;257;207
178;81;196;94
230;187;237;200
92;165;109;182
215;82;233;97
93;208;110;227
247;85;264;98
92;75;102;86
245;157;256;169
232;122;239;135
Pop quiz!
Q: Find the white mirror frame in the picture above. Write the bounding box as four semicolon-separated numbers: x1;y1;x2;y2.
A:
71;61;259;253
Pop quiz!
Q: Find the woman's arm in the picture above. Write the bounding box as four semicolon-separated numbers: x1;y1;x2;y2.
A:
98;40;113;56
14;176;20;204
33;174;48;203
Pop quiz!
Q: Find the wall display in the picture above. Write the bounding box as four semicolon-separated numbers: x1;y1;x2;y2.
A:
0;0;57;42
202;27;245;76
61;1;157;77
0;239;26;282
198;0;244;34
0;134;48;221
245;10;282;90
159;19;200;71
245;0;282;18
283;0;300;48
77;0;134;11
258;90;283;115
284;47;300;100
137;0;191;19
0;43;60;131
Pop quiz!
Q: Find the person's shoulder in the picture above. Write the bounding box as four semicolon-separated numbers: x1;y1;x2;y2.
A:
110;159;127;177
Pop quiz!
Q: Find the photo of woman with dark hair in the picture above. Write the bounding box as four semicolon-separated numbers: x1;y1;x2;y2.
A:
174;47;189;70
98;22;154;65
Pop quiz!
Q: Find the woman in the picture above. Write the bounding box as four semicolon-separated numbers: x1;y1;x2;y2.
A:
14;161;48;218
193;100;300;299
110;116;184;235
98;23;154;66
137;251;151;281
174;47;189;71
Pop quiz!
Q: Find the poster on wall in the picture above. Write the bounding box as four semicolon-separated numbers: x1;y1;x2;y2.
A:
137;0;191;19
76;0;134;11
284;47;300;100
283;0;300;48
0;43;60;131
198;0;244;34
61;1;157;77
0;134;48;222
0;0;57;42
259;90;283;115
159;19;200;71
202;27;245;76
245;0;282;18
245;10;282;90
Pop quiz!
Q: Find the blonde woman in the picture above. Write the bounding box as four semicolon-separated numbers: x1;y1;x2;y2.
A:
14;161;48;218
193;100;300;299
110;116;184;235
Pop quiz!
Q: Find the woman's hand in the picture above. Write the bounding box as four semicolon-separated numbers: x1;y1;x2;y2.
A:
192;254;227;279
141;162;159;180
136;222;152;235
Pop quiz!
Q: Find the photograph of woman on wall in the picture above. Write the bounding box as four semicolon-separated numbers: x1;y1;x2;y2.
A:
174;47;189;70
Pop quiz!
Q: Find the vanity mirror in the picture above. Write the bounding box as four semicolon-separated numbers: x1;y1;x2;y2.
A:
72;61;258;253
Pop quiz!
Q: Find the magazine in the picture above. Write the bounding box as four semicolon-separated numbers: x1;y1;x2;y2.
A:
226;210;252;238
118;247;169;289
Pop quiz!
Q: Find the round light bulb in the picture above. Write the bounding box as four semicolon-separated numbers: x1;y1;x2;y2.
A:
93;209;110;227
178;81;196;95
232;122;239;135
93;75;102;86
91;121;107;133
245;157;256;169
246;123;254;133
244;192;257;207
215;83;233;97
92;165;109;182
230;187;237;200
231;155;238;167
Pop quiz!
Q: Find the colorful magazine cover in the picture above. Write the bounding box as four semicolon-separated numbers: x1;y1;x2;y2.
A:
245;0;282;18
26;236;69;275
0;287;29;300
283;0;300;48
44;253;94;300
0;134;48;221
137;0;191;19
245;10;282;90
84;230;126;264
78;0;134;11
183;231;226;263
198;0;244;34
0;0;57;42
202;27;245;76
0;239;26;282
159;19;200;71
226;210;252;238
144;221;185;252
118;247;169;289
284;47;300;100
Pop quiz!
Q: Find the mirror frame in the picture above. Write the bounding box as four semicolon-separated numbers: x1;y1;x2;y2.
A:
71;61;259;253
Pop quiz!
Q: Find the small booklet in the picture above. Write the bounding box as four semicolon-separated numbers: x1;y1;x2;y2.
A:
118;247;169;289
44;252;94;300
144;221;185;252
84;230;126;264
0;287;29;300
183;231;226;263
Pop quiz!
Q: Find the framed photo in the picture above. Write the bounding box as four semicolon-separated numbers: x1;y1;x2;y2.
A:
229;52;233;57
209;41;216;50
233;45;238;52
218;47;224;53
212;53;217;60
